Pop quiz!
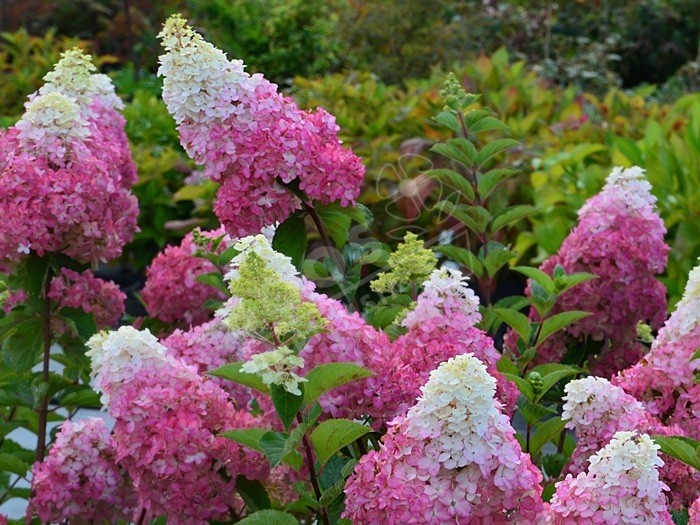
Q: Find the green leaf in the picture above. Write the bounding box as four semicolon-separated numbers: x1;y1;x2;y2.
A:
259;431;304;470
536;311;591;347
491;205;536;233
477;168;518;201
651;435;700;471
316;203;353;249
173;184;207;201
512;266;555;294
433;111;461;133
270;383;305;431
503;373;534;402
434;245;483;279
221;428;268;452
2;317;44;373
530;417;567;457
0;452;29;476
304;363;374;406
431;138;477;168
492;308;532;344
236;476;272;512
58;308;98;340
496;356;519;375
555;272;597;294
236;509;299;525
534;369;580;402
366;294;413;329
469;116;510;134
481;242;516;278
273;216;308;270
0;382;34;408
427;168;475;201
691;349;700;361
194;271;228;294
59;386;102;408
518;398;558;425
309;419;371;466
209;363;270;394
475;138;519;166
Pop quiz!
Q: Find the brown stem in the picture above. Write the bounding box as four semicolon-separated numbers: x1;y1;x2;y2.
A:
304;202;344;271
557;427;567;454
36;271;53;462
297;414;329;525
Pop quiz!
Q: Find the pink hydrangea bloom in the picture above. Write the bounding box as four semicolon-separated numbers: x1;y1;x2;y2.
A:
163;318;251;406
0;514;6;525
48;268;125;328
157;15;364;236
0;50;138;265
86;327;269;524
614;262;700;440
141;228;230;328
518;166;668;377
370;269;518;423
2;288;27;314
546;431;673;524
28;417;138;524
344;354;543;523
562;376;700;506
690;496;700;525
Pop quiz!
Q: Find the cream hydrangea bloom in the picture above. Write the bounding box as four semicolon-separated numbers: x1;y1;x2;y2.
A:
15;91;89;146
241;346;307;396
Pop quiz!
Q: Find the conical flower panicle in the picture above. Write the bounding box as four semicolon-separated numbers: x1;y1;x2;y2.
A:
344;354;543;524
519;166;668;376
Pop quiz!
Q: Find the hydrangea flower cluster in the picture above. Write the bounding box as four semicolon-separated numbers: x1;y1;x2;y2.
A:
614;261;700;441
561;376;700;506
546;431;673;524
141;228;231;328
241;346;307;395
48;268;125;328
86;327;268;523
691;496;700;525
157;15;365;236
524;166;668;376
0;48;138;264
28;418;138;524
370;268;518;422
344;354;543;523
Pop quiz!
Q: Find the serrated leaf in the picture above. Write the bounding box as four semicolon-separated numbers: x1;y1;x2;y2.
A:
435;245;483;278
58;307;98;340
433;111;461;133
209;363;270;394
221;428;267;452
304;363;374;406
3;317;45;373
518;398;558;425
273;216;308;270
236;509;299;525
536;311;591;347
481;243;516;278
469;116;510;134
652;435;700;471
366;294;413;329
497;356;519;375
492;308;532;344
477;168;519;200
309;419;371;465
427;168;475;201
270;383;304;431
59;386;102;408
556;272;598;294
529;417;567;457
491;205;536;233
512;266;555;295
476;138;519;166
431;138;477;167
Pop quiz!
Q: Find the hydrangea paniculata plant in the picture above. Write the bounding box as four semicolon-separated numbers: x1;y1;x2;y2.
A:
28;418;138;524
86;327;268;524
344;354;543;523
546;431;673;524
520;166;668;376
157;15;365;236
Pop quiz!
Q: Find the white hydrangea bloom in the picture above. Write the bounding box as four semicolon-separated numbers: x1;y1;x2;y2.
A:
402;268;481;329
224;234;300;285
15;91;90;146
579;166;656;216
406;354;503;469
241;346;307;396
562;376;646;428
658;261;700;343
86;326;170;405
588;432;664;488
157;14;255;126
